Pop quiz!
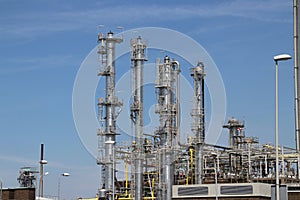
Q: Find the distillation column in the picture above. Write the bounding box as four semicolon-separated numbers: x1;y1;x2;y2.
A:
130;36;147;200
155;56;179;200
223;118;244;177
223;118;244;149
190;62;205;184
97;31;123;200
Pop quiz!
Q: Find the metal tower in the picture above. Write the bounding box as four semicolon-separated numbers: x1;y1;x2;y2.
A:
190;62;205;184
223;118;245;178
293;0;300;179
223;118;245;149
17;167;38;188
97;31;123;200
130;36;147;200
155;56;180;200
38;143;47;198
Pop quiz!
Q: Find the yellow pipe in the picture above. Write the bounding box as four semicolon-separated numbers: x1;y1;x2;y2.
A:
151;178;155;199
190;147;194;184
125;161;128;196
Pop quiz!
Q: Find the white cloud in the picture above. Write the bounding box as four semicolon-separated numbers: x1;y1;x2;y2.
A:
0;0;291;39
0;55;77;74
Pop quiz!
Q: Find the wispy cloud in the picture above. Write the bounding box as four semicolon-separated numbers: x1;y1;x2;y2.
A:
0;154;37;166
0;55;77;74
0;0;291;40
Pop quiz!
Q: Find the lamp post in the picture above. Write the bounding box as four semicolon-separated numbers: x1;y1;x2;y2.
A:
274;53;292;200
58;172;70;200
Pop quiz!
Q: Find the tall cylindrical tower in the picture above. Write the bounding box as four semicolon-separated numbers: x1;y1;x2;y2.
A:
155;56;179;200
190;62;205;184
97;31;123;200
130;36;147;200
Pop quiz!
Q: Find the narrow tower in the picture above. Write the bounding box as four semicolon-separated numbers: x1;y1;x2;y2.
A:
97;31;123;200
223;118;244;149
39;143;47;198
293;0;300;179
155;56;180;200
130;36;147;200
190;62;205;184
223;118;245;177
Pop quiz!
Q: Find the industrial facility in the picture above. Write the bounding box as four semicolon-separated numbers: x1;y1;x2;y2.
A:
2;2;300;200
94;1;300;200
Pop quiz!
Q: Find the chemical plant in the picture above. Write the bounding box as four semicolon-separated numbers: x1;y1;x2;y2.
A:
2;2;300;200
94;2;300;200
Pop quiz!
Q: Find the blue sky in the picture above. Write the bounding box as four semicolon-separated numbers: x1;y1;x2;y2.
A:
0;0;295;199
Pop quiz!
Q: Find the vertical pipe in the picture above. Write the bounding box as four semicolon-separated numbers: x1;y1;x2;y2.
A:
259;160;262;178
229;153;232;176
214;159;218;200
176;63;181;146
106;32;115;200
293;0;300;180
281;147;284;177
125;160;128;196
130;36;147;200
265;155;268;177
248;143;251;180
112;146;115;199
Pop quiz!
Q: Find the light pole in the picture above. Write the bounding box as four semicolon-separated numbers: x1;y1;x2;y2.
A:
274;53;292;200
58;172;70;200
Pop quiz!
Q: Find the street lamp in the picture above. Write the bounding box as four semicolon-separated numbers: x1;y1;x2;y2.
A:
58;172;70;200
274;53;292;200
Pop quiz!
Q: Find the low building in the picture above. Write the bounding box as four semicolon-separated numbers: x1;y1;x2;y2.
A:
2;187;35;200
